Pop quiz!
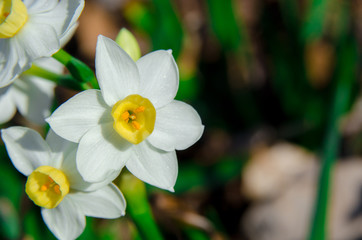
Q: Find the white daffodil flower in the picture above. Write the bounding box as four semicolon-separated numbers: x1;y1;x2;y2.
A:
0;0;84;87
1;127;126;240
0;57;61;125
47;35;204;191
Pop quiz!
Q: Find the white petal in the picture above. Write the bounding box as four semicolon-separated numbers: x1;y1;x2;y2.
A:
60;22;78;47
46;129;76;155
29;0;84;41
1;127;51;176
0;86;16;124
126;142;178;191
16;20;60;60
46;89;111;143
58;0;84;43
148;100;204;151
137;50;179;108
45;129;76;169
77;122;131;183
24;0;58;15
68;183;126;218
12;75;55;125
0;39;21;87
61;145;120;192
96;35;140;106
41;197;85;240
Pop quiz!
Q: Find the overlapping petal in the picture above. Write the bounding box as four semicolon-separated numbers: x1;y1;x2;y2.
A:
0;87;17;124
0;57;58;124
41;197;85;240
77;122;131;182
0;0;83;87
29;0;84;43
0;40;21;87
61;146;120;192
126;142;178;191
24;0;58;15
137;50;179;108
148;100;204;151
11;75;55;124
46;89;111;143
96;35;140;106
68;184;126;218
45;129;76;169
16;21;60;61
1;127;51;176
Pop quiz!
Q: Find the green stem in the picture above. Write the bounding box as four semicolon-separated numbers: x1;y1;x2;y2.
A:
118;172;164;240
308;37;356;240
183;227;209;240
53;49;99;89
302;0;329;41
23;65;64;83
23;65;91;91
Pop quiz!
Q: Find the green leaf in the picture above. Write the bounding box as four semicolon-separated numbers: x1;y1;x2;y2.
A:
308;35;357;240
206;0;241;50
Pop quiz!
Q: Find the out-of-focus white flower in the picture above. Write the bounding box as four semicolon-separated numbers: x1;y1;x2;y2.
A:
0;58;61;125
0;0;84;87
1;127;126;240
47;35;204;191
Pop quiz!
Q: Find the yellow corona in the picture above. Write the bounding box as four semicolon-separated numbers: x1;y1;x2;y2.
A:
112;94;156;144
0;0;28;38
25;166;70;209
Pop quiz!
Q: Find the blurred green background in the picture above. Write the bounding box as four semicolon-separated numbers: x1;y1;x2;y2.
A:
2;0;362;239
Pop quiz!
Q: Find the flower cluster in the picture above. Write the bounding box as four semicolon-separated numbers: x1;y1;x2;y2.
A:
0;0;204;239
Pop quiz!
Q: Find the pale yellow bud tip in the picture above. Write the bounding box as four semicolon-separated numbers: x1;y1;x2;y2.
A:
115;28;141;61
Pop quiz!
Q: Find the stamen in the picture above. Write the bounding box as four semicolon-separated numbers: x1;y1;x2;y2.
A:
53;185;61;194
111;94;156;144
48;176;54;183
135;106;145;113
121;111;130;121
132;121;141;130
40;184;48;191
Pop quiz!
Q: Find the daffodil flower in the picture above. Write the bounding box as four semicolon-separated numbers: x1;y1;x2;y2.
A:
0;58;61;124
1;127;126;240
0;0;84;87
47;35;204;191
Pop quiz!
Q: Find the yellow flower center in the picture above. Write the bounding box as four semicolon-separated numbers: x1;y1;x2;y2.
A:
0;0;28;38
112;94;156;144
25;166;70;209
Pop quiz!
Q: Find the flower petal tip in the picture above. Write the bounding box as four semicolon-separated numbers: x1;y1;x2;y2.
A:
166;49;173;54
168;187;175;192
97;34;105;41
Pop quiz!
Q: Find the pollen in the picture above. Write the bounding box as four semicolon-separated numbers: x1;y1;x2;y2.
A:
135;106;145;113
111;94;156;144
132;121;141;130
40;184;48;191
25;166;70;209
121;111;130;121
0;0;29;38
53;185;61;194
